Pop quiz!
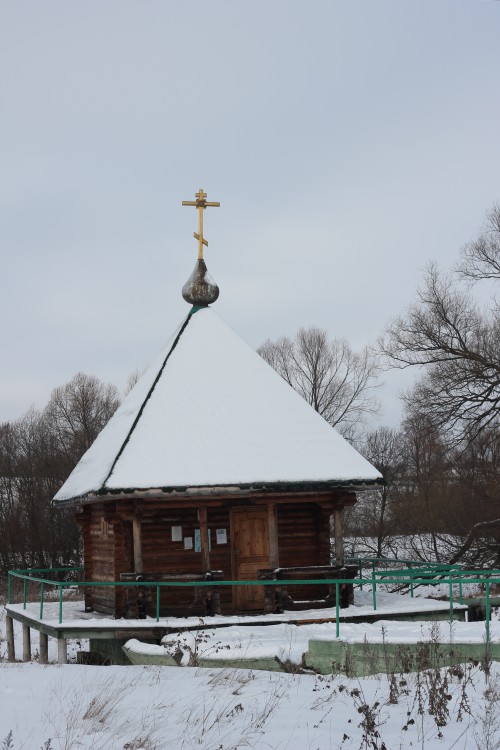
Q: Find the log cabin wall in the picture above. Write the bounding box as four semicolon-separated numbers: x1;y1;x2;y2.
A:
117;501;234;614
77;490;355;617
113;518;133;617
140;506;226;613
276;503;329;567
202;507;232;609
277;502;331;601
88;503;117;616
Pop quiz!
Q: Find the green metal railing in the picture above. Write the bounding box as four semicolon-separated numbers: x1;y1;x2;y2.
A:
7;567;353;637
366;565;500;642
345;557;462;591
7;561;500;640
369;564;464;599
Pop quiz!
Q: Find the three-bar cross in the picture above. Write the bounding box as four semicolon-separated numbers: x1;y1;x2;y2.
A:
182;188;220;260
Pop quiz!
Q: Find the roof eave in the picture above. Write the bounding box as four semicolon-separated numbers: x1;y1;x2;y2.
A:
54;477;385;507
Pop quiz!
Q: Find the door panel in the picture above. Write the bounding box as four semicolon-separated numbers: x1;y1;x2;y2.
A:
231;508;269;611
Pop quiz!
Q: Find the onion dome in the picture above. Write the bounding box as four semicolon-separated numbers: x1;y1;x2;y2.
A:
182;258;219;306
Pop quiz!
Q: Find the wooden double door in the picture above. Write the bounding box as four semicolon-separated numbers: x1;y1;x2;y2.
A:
231;507;272;611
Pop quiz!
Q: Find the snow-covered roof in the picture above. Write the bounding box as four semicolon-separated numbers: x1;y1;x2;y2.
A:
54;307;382;504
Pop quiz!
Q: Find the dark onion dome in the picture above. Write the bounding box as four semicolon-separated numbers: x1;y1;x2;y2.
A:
182;258;219;306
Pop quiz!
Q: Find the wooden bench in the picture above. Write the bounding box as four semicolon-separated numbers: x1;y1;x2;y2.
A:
119;571;224;618
258;565;358;613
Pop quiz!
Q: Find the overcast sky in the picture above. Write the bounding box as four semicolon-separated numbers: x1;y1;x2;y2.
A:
1;0;499;429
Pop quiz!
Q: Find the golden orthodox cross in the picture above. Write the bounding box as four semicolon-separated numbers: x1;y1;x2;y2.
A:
182;188;220;260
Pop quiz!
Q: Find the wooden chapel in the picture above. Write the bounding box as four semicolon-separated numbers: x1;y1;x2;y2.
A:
54;189;382;618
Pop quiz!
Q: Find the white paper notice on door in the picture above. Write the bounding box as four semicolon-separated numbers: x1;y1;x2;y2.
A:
216;528;227;544
171;526;182;542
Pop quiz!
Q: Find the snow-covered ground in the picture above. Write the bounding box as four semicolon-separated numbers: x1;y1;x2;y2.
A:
2;599;500;748
3;658;500;750
125;618;497;669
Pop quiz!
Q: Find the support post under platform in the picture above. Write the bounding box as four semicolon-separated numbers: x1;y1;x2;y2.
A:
6;616;15;661
58;637;68;665
39;632;48;664
22;623;31;662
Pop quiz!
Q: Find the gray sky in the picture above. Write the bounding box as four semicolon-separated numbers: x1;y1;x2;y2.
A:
1;0;499;428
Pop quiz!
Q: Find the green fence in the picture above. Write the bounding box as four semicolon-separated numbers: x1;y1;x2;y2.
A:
7;560;500;640
345;556;462;586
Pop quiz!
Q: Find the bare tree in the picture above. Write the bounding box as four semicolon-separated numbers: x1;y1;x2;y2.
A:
458;204;500;282
344;427;404;556
44;372;120;476
362;427;403;556
258;327;380;440
379;206;500;443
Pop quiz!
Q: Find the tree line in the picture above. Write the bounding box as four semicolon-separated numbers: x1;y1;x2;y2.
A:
259;205;500;566
1;206;499;571
0;374;119;571
360;205;500;565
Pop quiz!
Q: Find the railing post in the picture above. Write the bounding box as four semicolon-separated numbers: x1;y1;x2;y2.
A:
22;624;31;662
359;559;363;591
40;582;44;620
59;584;63;624
459;573;463;605
486;580;491;643
372;570;377;611
7;572;11;604
448;577;453;621
335;582;340;638
23;578;27;610
156;585;160;622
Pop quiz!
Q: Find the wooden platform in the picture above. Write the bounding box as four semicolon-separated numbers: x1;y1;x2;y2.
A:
5;593;468;665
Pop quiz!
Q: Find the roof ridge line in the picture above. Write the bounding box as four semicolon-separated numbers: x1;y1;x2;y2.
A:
101;310;196;489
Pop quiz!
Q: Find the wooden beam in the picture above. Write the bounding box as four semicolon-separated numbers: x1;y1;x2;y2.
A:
132;517;144;574
86;487;366;506
199;507;211;572
267;504;279;568
334;509;344;566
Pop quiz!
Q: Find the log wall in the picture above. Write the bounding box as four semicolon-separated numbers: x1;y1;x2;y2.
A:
89;504;116;616
77;491;355;617
277;503;331;600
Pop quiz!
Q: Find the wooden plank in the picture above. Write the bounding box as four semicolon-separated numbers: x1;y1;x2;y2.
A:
231;507;269;610
132;517;144;573
334;509;344;566
199;507;211;573
268;504;279;568
85;488;357;507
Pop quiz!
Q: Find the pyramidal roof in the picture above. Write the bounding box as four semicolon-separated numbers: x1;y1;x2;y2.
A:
54;306;382;504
